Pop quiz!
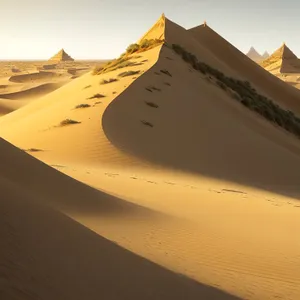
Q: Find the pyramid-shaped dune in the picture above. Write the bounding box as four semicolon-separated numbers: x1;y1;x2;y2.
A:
262;51;270;60
261;43;300;73
246;47;263;62
49;48;74;61
1;14;300;299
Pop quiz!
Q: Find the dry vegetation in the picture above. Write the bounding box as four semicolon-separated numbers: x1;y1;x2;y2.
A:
172;43;300;138
93;38;163;76
118;70;140;77
141;120;154;127
24;148;43;152
126;38;164;54
88;93;105;99
145;101;159;108
100;78;118;85
160;69;172;77
60;119;81;126
75;104;91;109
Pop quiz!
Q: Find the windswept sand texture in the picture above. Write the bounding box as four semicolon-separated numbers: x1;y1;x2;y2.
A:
1;14;300;300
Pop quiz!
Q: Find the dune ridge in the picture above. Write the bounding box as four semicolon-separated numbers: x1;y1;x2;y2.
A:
188;24;300;114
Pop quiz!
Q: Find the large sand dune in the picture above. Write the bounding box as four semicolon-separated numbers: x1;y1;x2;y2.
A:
188;24;300;114
0;14;300;300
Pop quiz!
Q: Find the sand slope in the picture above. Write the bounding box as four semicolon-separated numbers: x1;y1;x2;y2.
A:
1;138;243;300
188;24;300;114
0;14;300;300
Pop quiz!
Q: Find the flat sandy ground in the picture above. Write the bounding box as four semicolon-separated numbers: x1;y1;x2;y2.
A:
0;15;300;300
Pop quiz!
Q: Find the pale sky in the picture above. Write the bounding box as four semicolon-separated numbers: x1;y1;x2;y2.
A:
0;0;299;60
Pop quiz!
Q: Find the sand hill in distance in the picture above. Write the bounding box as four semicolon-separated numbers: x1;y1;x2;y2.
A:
1;13;300;300
246;47;269;62
246;46;264;62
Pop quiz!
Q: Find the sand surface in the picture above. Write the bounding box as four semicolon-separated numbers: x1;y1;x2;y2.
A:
0;60;106;116
0;14;300;300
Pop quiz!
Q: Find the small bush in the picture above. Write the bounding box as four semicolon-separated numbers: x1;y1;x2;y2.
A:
83;85;91;89
25;148;43;152
75;104;91;109
60;119;81;126
92;66;104;75
100;78;118;84
145;101;159;108
145;86;161;92
160;69;172;77
141;120;154;127
118;70;140;77
126;43;140;54
88;93;105;99
164;82;171;86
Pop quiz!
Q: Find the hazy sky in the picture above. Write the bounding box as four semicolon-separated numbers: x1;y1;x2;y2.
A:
0;0;299;60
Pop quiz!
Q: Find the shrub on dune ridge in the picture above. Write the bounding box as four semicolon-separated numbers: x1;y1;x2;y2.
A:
93;38;163;76
171;43;300;139
126;44;140;54
118;70;140;77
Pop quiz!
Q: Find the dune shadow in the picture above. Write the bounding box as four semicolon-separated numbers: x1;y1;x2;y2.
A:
101;59;300;201
1;192;241;300
0;138;156;218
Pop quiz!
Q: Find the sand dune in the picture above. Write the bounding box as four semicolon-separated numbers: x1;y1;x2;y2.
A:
0;98;30;115
1;138;243;300
188;24;300;114
0;14;300;300
8;71;59;83
0;82;66;100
